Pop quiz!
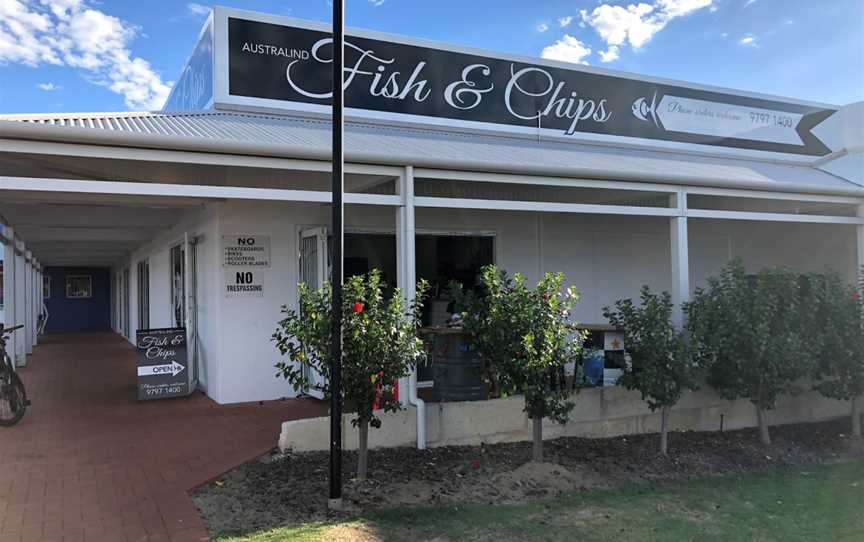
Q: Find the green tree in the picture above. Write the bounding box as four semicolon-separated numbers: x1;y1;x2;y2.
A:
273;269;428;479
686;259;808;446
452;266;585;462
603;286;708;455
805;270;864;437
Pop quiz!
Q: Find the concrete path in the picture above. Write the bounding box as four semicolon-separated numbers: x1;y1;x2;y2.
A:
0;333;325;542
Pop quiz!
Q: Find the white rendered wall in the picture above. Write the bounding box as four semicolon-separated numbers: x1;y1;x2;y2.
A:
122;204;221;396
140;201;859;405
690;219;859;283
217;200;335;404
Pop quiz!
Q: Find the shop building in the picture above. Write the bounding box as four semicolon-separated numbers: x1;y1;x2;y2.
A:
0;7;862;410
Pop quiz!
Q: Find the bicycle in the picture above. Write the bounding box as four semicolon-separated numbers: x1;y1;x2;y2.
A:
0;324;29;426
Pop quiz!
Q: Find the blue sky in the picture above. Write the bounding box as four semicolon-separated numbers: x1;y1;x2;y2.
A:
0;0;861;114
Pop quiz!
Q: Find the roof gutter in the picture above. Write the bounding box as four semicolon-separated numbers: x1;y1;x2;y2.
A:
1;120;862;198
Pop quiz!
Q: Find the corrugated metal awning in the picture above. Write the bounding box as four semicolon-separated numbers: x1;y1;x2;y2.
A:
0;110;860;196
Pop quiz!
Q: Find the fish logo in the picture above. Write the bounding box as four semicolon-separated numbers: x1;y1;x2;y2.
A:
632;92;660;127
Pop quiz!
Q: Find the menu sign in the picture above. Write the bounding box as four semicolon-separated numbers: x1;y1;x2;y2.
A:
136;328;189;401
226;17;836;156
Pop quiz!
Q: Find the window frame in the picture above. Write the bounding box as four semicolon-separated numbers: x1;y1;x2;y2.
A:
65;275;93;299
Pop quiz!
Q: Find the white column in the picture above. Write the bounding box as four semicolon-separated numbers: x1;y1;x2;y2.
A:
24;251;33;355
32;262;39;346
14;240;26;366
670;191;690;329
857;205;863;280
396;166;417;406
2;227;16;370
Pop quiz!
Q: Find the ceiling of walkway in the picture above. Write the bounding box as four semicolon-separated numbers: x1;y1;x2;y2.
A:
0;192;208;268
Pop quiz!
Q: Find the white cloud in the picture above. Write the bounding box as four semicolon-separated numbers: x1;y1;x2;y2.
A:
598;45;620;62
580;0;713;50
186;3;210;17
0;0;61;65
0;0;171;110
739;35;757;46
744;0;758;7
369;0;387;5
37;81;59;90
537;22;549;32
580;3;663;49
558;16;573;28
541;34;591;64
656;0;712;18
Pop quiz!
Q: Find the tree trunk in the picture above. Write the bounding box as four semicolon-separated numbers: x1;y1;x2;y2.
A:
659;405;670;456
532;416;543;463
755;404;771;446
852;396;862;439
357;418;369;480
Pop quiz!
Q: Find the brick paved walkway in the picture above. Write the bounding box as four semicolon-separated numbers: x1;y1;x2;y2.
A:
0;333;326;542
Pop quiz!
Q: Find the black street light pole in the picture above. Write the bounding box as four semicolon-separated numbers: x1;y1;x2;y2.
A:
328;0;345;511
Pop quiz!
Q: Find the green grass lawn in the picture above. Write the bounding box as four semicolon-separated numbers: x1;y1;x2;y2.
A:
217;459;864;542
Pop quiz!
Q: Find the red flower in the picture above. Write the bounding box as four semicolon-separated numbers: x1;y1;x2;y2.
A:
353;302;364;314
853;291;861;301
470;459;481;470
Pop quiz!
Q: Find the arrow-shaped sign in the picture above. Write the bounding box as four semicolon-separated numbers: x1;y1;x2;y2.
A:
137;361;185;377
633;94;805;146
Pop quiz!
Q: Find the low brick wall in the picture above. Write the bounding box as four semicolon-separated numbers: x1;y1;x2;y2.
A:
278;386;850;452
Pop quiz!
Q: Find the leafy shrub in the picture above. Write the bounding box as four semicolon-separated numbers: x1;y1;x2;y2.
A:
805;270;864;437
274;269;428;479
604;286;708;455
452;266;585;462
686;259;808;446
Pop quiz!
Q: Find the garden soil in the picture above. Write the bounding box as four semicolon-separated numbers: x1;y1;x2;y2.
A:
192;418;860;539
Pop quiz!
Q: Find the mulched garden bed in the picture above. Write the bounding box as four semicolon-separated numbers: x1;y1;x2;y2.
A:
192;418;862;539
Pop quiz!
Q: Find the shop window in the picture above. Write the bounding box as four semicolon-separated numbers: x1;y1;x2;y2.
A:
42;275;51;300
137;260;150;330
170;245;185;328
65;275;92;299
297;230;495;388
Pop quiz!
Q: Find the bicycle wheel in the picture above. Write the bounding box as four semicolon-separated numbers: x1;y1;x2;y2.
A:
0;371;26;426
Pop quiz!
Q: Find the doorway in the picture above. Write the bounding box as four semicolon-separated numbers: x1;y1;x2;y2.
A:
137;260;149;330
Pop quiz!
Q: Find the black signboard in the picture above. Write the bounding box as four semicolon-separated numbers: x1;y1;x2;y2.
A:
136;327;189;401
227;17;836;156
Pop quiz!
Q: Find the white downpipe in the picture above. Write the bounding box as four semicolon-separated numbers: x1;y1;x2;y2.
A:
397;165;426;449
408;368;426;449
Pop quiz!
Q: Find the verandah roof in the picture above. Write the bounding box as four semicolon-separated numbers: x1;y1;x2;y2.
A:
0;110;860;197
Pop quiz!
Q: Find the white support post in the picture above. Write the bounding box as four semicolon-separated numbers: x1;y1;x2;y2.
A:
14;239;26;366
670;191;690;329
857;205;864;279
24;251;33;355
396;167;417;401
2;227;16;371
396;166;426;449
32;261;39;347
